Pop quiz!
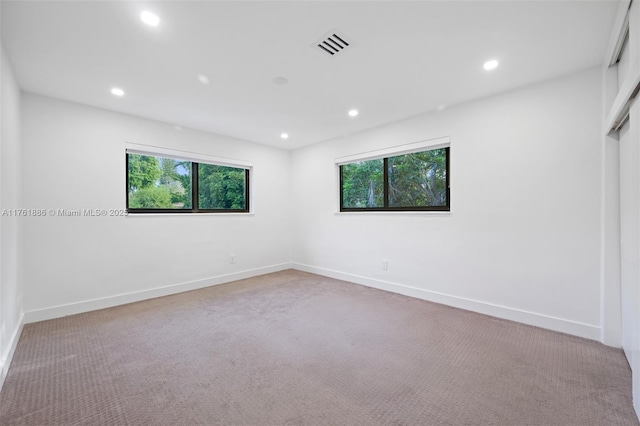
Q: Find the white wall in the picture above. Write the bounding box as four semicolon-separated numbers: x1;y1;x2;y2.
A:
291;67;604;341
21;94;292;321
0;40;24;389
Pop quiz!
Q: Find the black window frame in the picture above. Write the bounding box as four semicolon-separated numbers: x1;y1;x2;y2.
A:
339;147;450;212
126;153;250;214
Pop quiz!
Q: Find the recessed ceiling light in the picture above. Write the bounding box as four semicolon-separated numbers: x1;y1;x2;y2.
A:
436;104;446;111
348;109;359;117
111;87;125;97
197;74;210;85
140;11;160;27
483;59;499;71
280;133;289;139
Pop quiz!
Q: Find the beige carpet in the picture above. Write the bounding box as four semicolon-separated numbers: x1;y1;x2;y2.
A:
0;270;637;425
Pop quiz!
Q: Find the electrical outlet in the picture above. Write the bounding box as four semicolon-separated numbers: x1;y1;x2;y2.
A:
230;255;236;264
382;259;388;270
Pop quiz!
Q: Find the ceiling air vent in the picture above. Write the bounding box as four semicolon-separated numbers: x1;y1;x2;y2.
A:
313;30;352;56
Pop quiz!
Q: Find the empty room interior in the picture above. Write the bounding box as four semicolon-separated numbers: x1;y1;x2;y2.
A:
2;0;640;424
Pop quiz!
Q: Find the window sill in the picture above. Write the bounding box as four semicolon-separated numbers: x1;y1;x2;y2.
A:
334;211;450;216
126;212;255;217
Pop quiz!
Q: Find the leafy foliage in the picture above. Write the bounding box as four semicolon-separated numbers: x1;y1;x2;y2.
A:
128;155;162;191
341;159;384;208
199;164;247;210
128;186;173;208
341;148;448;209
388;149;447;207
174;161;193;208
127;154;246;211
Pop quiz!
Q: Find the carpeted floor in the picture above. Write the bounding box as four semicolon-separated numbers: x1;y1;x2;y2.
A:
0;270;637;425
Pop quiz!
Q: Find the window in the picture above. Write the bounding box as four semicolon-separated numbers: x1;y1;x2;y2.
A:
339;146;449;212
126;152;249;213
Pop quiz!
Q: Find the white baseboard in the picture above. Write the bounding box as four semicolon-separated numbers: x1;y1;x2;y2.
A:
293;263;601;341
21;262;601;342
24;263;294;324
0;312;25;394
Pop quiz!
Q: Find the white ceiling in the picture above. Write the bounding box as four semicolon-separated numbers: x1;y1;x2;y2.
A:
1;1;620;150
